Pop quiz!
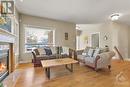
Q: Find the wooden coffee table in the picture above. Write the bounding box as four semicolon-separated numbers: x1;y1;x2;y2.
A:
41;58;78;79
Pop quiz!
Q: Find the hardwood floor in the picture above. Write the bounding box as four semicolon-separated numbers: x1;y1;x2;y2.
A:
15;60;130;87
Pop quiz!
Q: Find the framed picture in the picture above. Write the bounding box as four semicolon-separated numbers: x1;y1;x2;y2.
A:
65;32;68;40
0;17;12;32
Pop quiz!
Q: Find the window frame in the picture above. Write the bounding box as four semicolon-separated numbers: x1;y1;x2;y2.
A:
24;25;55;53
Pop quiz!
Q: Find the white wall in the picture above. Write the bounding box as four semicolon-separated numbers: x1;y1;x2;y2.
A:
110;22;129;58
19;14;76;62
77;22;130;59
129;29;130;58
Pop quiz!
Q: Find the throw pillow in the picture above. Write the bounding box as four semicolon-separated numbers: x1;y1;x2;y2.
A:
82;47;91;56
37;48;46;55
93;48;100;57
82;52;87;55
44;48;52;55
62;47;69;55
87;49;95;57
50;46;57;54
83;47;90;53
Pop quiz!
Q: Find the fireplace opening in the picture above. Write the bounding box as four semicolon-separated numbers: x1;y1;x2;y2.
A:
0;62;7;75
0;44;9;82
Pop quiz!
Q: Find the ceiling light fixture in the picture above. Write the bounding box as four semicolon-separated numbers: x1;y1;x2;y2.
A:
20;0;23;2
110;13;122;21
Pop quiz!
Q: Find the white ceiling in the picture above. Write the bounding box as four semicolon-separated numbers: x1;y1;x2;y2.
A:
16;0;130;24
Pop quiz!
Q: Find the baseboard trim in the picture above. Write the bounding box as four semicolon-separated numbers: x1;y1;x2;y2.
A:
124;59;130;61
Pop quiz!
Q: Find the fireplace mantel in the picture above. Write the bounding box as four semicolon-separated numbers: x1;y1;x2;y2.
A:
0;28;16;43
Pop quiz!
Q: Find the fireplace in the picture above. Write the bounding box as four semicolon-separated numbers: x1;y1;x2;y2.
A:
0;44;9;82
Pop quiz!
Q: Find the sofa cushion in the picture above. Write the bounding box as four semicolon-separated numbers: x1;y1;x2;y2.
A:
61;54;69;58
36;55;49;60
50;46;57;54
85;57;95;63
87;49;95;57
77;55;86;62
82;47;90;55
37;48;46;55
82;52;87;55
93;48;100;57
62;47;69;55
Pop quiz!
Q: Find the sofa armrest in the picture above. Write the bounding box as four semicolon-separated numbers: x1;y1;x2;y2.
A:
73;50;84;60
97;51;115;60
95;51;115;69
76;50;84;55
68;48;76;59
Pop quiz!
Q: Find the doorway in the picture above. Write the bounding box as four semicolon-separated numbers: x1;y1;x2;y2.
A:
91;33;100;48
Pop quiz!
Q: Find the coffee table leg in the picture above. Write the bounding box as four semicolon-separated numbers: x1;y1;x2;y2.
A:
71;64;73;72
45;68;47;74
45;67;50;79
65;64;73;72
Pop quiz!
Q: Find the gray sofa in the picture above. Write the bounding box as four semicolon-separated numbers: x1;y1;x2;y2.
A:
32;46;74;67
77;47;115;71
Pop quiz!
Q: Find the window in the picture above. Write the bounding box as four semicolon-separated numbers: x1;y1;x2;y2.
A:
25;26;55;52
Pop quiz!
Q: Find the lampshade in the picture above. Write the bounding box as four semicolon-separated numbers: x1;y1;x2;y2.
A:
0;17;6;25
76;29;82;36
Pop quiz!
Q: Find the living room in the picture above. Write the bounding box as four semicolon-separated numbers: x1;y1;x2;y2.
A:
0;0;130;87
